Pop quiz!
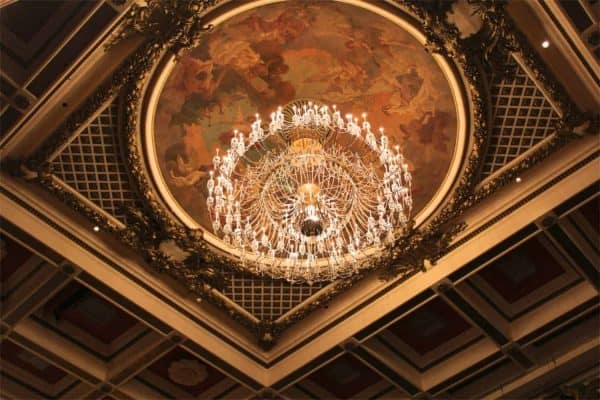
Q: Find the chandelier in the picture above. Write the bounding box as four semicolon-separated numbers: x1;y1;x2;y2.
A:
206;100;412;283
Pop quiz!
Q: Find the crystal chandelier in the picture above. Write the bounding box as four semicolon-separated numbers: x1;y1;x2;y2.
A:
207;100;412;283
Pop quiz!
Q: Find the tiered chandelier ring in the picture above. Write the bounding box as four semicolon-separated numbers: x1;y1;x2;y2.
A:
207;100;412;283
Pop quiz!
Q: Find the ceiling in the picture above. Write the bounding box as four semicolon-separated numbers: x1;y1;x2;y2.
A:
0;0;598;399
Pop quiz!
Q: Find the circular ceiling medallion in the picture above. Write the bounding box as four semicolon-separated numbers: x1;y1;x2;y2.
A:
167;359;207;386
144;0;468;269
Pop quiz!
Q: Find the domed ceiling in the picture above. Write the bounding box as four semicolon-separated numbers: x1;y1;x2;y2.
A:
148;1;462;232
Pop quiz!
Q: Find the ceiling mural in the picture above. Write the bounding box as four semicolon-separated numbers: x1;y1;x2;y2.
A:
152;1;458;231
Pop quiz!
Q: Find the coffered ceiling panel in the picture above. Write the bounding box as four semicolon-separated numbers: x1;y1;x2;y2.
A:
386;297;473;356
300;353;386;399
0;234;36;283
1;340;69;384
464;232;583;320
34;281;148;359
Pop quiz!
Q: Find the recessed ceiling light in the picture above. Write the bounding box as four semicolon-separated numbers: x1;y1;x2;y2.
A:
93;226;100;232
542;40;550;48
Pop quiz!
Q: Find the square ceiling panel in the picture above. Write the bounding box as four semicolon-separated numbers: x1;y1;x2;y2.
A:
0;1;93;77
41;281;139;344
387;297;472;356
0;235;34;283
0;1;64;42
304;353;384;399
0;339;80;399
0;340;68;384
465;233;582;321
32;281;148;361
477;235;566;304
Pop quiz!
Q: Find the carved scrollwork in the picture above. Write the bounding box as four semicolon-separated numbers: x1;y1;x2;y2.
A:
109;0;218;55
464;0;518;79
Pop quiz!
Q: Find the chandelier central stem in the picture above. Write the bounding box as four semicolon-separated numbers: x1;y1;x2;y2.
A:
298;183;323;237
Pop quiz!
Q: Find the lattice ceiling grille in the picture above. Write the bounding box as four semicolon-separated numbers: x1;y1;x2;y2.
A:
50;98;139;224
221;273;325;321
482;54;561;178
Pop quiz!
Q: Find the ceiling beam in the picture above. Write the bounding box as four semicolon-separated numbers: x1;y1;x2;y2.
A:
2;265;72;326
360;337;422;389
483;336;599;399
511;281;597;341
9;319;105;385
106;332;177;386
352;346;421;397
117;379;168;400
0;373;45;400
546;220;600;292
437;284;510;347
57;383;96;400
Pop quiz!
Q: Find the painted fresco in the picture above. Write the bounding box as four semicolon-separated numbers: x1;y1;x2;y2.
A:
153;1;458;229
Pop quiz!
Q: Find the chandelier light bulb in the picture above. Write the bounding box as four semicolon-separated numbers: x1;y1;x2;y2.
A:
206;100;412;283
